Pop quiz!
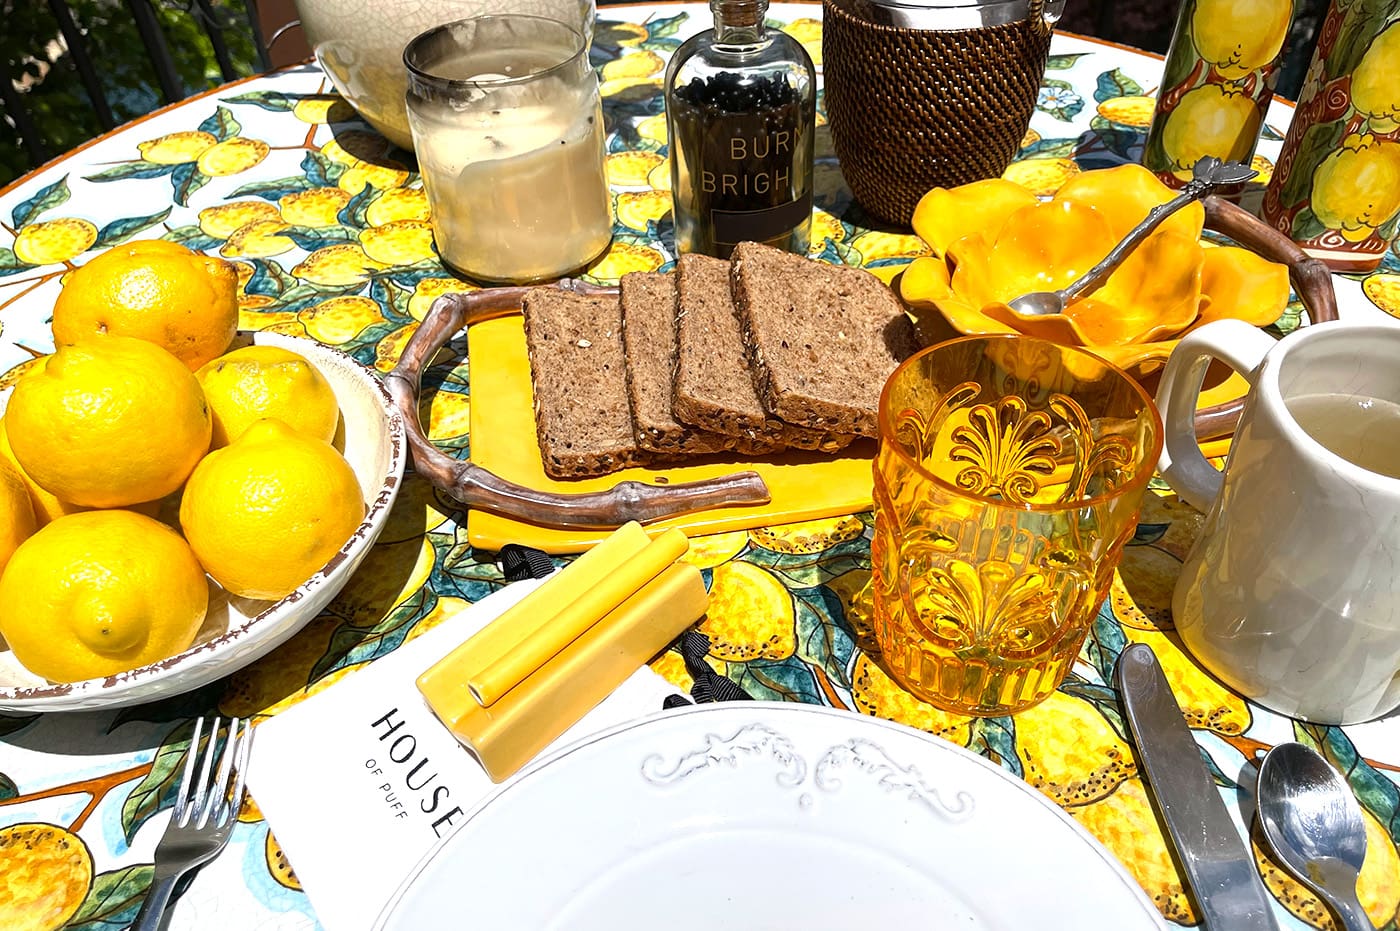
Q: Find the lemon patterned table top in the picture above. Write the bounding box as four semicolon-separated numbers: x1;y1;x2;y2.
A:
1;4;1399;929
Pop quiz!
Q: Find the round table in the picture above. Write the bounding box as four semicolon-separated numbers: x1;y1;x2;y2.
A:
1;5;1398;929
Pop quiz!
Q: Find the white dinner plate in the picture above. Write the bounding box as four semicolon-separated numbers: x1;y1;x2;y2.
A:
0;332;406;711
377;702;1164;930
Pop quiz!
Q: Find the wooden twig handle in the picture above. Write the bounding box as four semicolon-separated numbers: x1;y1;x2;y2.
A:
1193;196;1340;441
384;285;772;530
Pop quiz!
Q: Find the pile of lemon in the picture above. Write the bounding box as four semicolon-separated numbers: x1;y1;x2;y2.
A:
0;240;365;684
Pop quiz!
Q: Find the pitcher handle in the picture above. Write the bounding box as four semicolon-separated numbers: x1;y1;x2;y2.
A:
1155;319;1276;512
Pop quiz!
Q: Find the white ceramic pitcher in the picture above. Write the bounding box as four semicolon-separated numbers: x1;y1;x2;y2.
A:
1156;318;1400;725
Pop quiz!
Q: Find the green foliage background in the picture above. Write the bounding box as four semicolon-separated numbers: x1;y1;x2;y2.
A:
0;0;261;188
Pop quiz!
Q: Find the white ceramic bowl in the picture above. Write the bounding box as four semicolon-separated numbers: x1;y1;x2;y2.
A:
0;332;406;712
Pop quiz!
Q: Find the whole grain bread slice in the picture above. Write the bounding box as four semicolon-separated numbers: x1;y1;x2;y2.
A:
673;253;852;453
731;241;919;438
521;289;645;480
619;271;739;458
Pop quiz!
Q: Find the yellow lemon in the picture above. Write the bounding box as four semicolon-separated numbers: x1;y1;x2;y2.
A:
850;654;972;744
647;157;672;191
584;241;664;281
1096;94;1157;128
0;510;208;682
278;187;352;227
180;418;365;601
12;218;98;266
196;137;271;176
1000;157;1080;197
0;415;81;526
635;113;668;145
298;295;385;344
408;278;473;322
221;219;295;258
699;560;796;661
1160;84;1261;175
1070;778;1195;924
1352;22;1400;127
601;50;664;81
600;76;663;97
1311;134;1400;242
6;337;211;507
605;151;665;186
1364;273;1400;317
197;344;340;448
0;457;36;577
320;131;390;167
748;516;864;554
138;130;217;164
338;161;410;195
267;830;301;890
1191;0;1291;77
365;187;430;226
52;239;239;370
0;823;94;931
359;219;436;264
292;244;387;286
292;96;356;124
614;190;672;231
198;200;283;239
375;324;418;372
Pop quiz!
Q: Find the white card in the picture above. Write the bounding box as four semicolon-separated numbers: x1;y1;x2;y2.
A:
246;577;686;931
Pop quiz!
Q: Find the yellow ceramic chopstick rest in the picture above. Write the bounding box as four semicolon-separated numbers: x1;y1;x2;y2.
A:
416;522;708;782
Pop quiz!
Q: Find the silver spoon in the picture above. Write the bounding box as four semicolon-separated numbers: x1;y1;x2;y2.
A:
1006;156;1258;317
1257;742;1374;931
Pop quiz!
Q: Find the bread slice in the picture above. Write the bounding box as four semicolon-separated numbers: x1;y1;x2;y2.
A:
619;271;738;458
673;253;852;453
521;289;645;480
731;241;919;438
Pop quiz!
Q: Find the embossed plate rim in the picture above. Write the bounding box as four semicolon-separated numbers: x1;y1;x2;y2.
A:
376;702;1165;929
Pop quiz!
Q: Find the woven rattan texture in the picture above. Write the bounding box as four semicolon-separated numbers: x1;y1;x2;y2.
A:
822;0;1052;227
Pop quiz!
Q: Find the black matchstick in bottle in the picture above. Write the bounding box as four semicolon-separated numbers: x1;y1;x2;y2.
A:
664;0;816;259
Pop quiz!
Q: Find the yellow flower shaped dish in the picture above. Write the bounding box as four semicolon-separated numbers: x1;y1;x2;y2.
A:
899;164;1291;377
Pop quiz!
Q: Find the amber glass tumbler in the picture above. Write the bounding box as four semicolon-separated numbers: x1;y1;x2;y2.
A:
871;335;1162;716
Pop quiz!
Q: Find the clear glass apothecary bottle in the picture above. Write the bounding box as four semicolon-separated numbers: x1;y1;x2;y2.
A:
664;0;816;259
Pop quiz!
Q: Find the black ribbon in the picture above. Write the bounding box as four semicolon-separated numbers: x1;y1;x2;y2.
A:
497;543;556;581
665;630;753;707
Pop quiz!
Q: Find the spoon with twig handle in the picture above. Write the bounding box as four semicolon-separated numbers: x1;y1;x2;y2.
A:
1007;156;1258;317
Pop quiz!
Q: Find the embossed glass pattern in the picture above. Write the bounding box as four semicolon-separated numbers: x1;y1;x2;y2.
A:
871;335;1162;716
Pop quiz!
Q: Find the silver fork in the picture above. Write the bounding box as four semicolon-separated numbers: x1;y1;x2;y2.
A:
133;715;255;931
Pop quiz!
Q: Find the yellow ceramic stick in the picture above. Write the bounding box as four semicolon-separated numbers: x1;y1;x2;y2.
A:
467;526;689;706
426;561;708;782
416;521;649;730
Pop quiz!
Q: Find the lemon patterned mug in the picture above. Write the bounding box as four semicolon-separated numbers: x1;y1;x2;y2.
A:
1261;0;1400;273
1142;0;1297;187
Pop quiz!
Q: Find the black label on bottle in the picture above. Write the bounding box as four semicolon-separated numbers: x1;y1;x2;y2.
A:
713;191;813;247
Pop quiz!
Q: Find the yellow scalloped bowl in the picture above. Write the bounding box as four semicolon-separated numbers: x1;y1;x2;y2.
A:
900;164;1291;382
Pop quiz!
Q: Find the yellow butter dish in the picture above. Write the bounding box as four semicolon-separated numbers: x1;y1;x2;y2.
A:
417;521;708;782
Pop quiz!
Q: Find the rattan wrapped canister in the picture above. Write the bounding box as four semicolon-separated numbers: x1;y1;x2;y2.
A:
823;0;1055;227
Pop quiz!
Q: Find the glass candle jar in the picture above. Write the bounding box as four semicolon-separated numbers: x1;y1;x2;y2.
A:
404;15;613;284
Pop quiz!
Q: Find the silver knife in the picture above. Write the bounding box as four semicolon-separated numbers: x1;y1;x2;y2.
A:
1116;642;1281;931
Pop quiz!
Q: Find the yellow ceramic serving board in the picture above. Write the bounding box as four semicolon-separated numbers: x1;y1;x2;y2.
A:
465;315;1238;553
466;315;878;553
